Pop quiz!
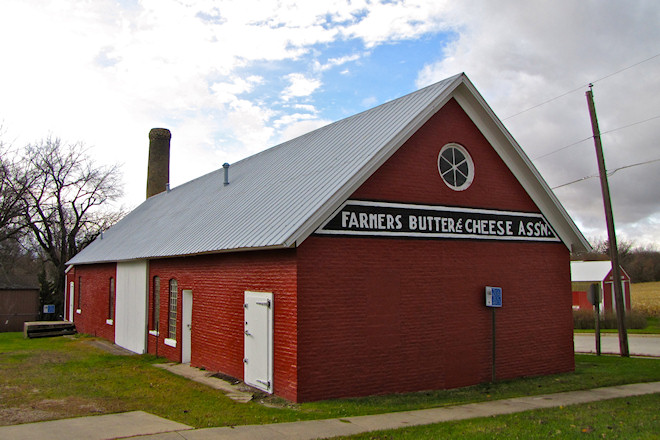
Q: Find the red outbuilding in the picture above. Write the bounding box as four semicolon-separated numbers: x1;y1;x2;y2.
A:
66;74;590;402
570;260;632;312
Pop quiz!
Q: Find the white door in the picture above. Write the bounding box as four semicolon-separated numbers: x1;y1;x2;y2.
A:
115;261;148;354
605;280;629;312
68;281;75;321
244;291;273;393
182;289;193;364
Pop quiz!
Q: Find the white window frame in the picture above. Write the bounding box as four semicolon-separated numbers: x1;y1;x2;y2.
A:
438;143;475;191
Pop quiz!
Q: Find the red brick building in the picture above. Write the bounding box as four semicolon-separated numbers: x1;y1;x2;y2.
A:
66;74;590;402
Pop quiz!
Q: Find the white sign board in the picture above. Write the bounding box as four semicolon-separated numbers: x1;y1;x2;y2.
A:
316;200;560;242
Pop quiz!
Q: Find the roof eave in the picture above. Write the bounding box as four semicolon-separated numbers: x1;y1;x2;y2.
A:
67;243;295;266
453;78;592;253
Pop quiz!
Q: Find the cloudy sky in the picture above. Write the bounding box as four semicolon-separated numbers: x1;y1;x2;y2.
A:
1;0;658;248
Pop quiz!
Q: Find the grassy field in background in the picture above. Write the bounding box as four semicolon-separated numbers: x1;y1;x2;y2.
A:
631;281;660;316
1;332;659;429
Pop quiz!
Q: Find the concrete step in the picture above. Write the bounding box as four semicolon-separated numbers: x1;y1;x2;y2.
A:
23;321;77;339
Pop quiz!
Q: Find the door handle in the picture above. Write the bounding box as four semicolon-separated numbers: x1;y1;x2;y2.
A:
256;379;271;388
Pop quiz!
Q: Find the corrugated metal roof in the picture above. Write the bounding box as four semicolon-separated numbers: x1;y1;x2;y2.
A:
68;75;461;264
68;73;589;265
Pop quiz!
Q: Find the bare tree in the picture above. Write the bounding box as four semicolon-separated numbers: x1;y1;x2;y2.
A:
0;142;27;243
573;238;660;283
19;137;123;314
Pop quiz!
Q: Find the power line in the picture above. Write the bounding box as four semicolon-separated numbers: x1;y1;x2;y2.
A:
503;52;660;120
551;157;660;190
591;53;660;85
601;114;660;136
533;136;591;161
503;84;585;120
608;157;660;176
532;114;660;161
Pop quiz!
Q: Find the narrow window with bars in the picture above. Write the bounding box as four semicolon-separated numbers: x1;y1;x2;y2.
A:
108;277;115;321
168;279;178;340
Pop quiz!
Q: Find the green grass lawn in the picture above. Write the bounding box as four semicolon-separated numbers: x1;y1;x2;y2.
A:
1;332;659;430
328;394;660;439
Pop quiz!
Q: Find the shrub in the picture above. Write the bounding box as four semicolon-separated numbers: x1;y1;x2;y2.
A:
573;309;647;330
573;309;597;329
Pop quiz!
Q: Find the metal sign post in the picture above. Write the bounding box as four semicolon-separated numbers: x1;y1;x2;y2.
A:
588;283;602;356
485;287;502;382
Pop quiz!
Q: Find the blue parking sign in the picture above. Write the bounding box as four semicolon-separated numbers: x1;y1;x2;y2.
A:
485;287;502;307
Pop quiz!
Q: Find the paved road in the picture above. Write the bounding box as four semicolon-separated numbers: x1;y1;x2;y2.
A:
574;333;660;357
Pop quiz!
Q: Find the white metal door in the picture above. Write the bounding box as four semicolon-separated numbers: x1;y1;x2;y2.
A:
115;260;148;354
244;291;273;393
68;281;74;321
182;289;193;364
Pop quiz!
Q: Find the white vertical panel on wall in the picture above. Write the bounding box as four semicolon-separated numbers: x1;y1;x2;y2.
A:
68;281;74;322
115;260;148;353
244;291;273;394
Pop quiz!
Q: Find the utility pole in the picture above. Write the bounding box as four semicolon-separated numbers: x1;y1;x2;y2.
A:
585;84;629;357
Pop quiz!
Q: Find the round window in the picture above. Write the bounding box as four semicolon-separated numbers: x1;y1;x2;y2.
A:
437;143;474;191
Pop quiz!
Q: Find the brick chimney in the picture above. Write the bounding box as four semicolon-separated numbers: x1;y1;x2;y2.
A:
146;128;171;198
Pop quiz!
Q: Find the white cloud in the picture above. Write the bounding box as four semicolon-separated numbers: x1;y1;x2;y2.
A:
277;119;332;145
273;113;317;128
293;104;318;113
211;76;264;104
315;53;362;72
224;99;275;154
361;96;379;108
281;73;322;101
340;0;452;47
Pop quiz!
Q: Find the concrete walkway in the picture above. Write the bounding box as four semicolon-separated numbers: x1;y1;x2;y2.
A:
3;382;659;440
0;411;191;440
154;363;254;403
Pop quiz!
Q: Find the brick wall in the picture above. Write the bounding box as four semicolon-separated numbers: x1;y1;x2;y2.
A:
147;249;299;401
295;98;574;401
64;97;575;403
65;263;117;341
297;239;572;401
